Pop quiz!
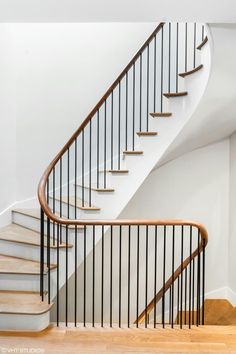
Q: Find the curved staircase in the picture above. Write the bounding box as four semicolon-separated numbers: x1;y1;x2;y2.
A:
0;22;211;331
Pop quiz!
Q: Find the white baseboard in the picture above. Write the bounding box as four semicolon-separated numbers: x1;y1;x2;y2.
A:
205;286;236;306
0;196;38;228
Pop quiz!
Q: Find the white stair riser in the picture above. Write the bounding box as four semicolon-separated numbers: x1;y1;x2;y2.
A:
0;312;50;331
0;273;45;292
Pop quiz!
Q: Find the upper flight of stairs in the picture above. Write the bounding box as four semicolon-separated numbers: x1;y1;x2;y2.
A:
0;24;211;331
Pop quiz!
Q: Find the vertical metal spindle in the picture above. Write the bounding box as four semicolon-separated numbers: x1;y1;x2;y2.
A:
185;23;188;72
118;82;121;170
119;225;122;328
197;230;200;326
97;110;100;188
92;225;95;327
180;225;184;328
101;225;104;327
162;225;166;327
193;23;196;68
202;25;204;41
65;225;68;327
176;23;179;93
111;92;114;170
132;63;135;150
202;240;205;325
74;139;77;327
59;158;62;244
177;276;180;327
185;267;187;325
139;54;142;131
127;225;131;328
125;73;128;151
192;258;195;325
154;225;157;328
46;183;51;304
83;226;86;327
53;167;55;245
89;120;92;206
171;225;175;328
56;224;60;326
67;148;70;219
136;225;140;328
82;129;85;207
146;44;150;132
40;208;44;300
153;35;157;112
104;100;107;189
110;225;113;327
168;23;171;93
161;26;164;113
189;226;192;328
145;225;148;328
169;286;172;325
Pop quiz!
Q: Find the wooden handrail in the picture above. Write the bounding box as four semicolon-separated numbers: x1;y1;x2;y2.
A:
38;22;165;222
135;225;208;324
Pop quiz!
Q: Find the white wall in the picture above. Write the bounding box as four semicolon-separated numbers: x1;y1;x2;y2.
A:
229;132;236;294
121;139;230;294
0;22;155;215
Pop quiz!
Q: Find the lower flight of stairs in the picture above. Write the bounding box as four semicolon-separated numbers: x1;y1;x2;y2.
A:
176;299;236;326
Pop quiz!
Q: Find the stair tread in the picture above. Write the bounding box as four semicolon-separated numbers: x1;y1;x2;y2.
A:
57;196;100;211
0;224;72;248
197;36;208;50
0;290;52;315
123;150;143;155
150;112;172;117
0;254;56;275
108;169;129;173
75;183;114;192
13;208;84;229
164;91;188;98
179;64;203;78
136;132;158;136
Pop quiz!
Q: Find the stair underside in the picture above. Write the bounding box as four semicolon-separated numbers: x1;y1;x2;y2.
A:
0;290;52;315
0;254;56;275
0;224;71;248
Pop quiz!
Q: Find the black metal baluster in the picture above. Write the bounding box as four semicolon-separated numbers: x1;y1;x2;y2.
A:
162;225;166;327
110;225;113;327
65;225;68;327
176;23;179;93
145;225;148;328
83;226;86;327
132;63;135;150
118;82;121;170
59;158;62;243
153;35;157;112
202;240;205;325
97;110;100;188
139;54;142;131
40;208;44;300
193;23;196;68
92;225;95;327
53;167;55;245
119;225;122;328
111;92;114;170
101;225;104;327
180;226;184;328
202;25;204;41
168;23;171;93
74;138;77;327
197;230;200;326
171;225;175;328
177;276;180;327
192;258;195;325
185;23;188;72
89;120;92;205
189;226;192;328
125;73;128;151
169;287;172;325
146;44;150;132
161;26;164;113
185;267;187;325
56;224;60;326
128;225;131;328
136;225;140;328
82;129;85;207
46;182;50;304
104;100;107;189
154;225;157;328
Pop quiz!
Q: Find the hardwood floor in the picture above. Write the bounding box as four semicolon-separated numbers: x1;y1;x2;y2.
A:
1;325;236;353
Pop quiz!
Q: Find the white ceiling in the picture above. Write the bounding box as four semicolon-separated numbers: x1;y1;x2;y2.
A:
159;23;236;166
0;0;235;23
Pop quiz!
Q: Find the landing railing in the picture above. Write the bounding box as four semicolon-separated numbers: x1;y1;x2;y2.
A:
38;22;208;328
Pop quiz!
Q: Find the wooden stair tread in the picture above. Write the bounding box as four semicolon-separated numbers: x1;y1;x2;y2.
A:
164;91;188;98
150;112;172;117
136;132;158;136
0;290;52;315
13;209;83;230
108;169;129;174
197;36;208;50
123;150;143;155
179;64;203;78
0;254;56;275
0;224;72;249
75;183;114;192
58;196;100;211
